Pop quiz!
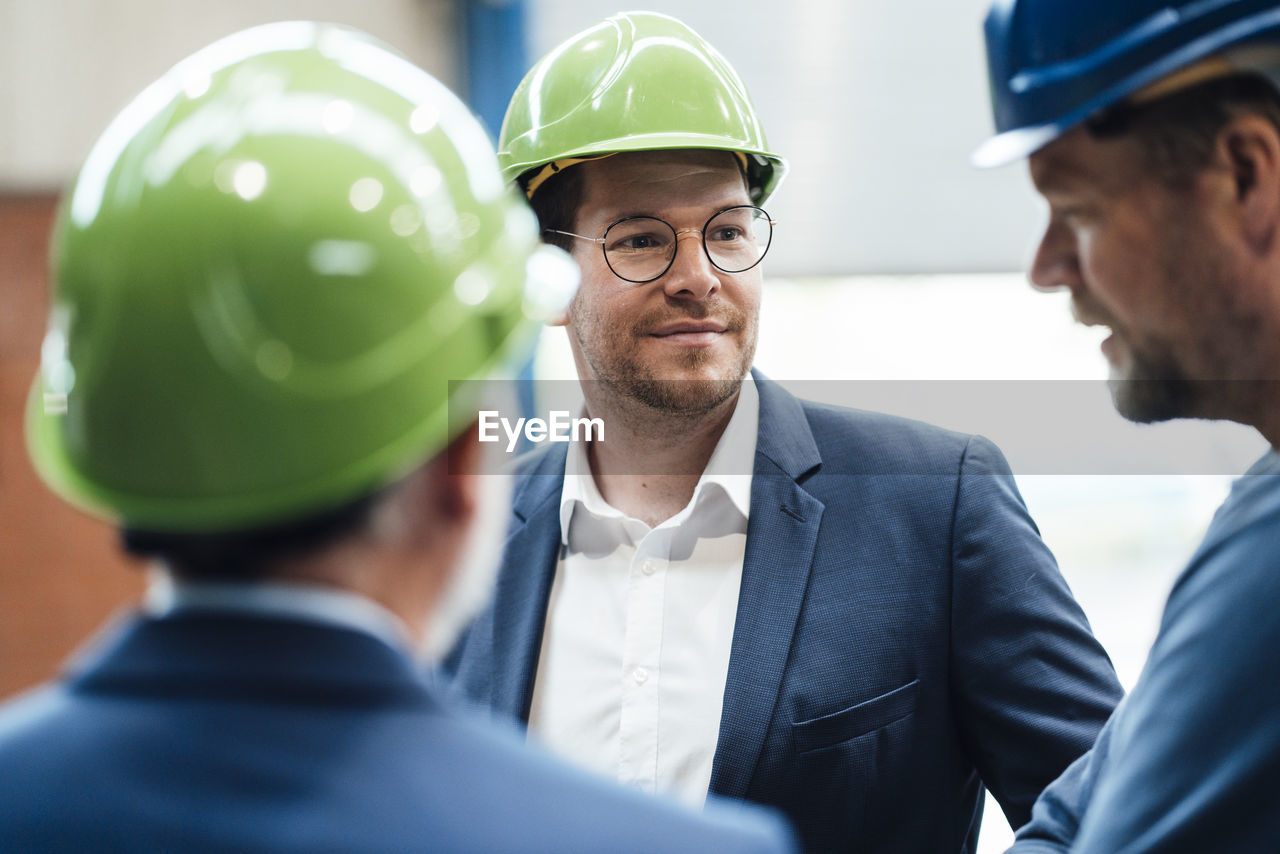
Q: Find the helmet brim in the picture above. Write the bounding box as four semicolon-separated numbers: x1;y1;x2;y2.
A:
974;5;1280;168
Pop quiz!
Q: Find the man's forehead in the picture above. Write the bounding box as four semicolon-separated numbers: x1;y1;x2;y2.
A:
1029;128;1136;195
579;149;750;218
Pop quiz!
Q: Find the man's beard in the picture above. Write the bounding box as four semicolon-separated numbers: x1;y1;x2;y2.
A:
1109;346;1196;424
577;302;757;415
1105;291;1263;426
1107;218;1269;425
607;362;746;414
417;470;512;663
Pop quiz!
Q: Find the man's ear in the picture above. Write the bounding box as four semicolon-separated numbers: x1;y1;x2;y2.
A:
1219;113;1280;253
365;429;480;551
427;424;482;523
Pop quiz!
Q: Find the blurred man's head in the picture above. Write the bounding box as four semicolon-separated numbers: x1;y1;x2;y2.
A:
27;22;574;658
978;0;1280;428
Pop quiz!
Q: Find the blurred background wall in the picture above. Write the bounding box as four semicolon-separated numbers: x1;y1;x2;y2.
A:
0;0;460;191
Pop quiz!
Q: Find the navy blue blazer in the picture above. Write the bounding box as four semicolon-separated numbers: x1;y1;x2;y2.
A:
0;611;795;853
444;374;1123;853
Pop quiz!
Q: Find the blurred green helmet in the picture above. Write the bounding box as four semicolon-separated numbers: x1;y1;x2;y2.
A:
498;10;787;203
27;21;577;533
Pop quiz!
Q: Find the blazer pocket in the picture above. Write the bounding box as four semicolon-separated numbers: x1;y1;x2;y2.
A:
791;678;920;754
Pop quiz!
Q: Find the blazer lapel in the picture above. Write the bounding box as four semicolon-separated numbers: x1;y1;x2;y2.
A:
489;444;568;722
709;373;825;799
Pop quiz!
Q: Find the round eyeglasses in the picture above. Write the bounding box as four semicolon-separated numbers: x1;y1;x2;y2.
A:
545;205;775;284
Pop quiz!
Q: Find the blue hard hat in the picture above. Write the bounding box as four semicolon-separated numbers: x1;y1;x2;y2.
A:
974;0;1280;167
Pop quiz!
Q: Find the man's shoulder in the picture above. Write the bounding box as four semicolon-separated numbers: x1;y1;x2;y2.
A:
0;680;100;818
1072;478;1280;852
1127;472;1280;747
783;392;994;476
1167;478;1280;625
0;665;791;853
507;438;569;478
420;710;794;852
795;395;970;443
0;682;75;758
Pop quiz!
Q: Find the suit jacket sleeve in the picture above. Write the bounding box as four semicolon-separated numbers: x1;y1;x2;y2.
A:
948;435;1122;830
1005;713;1116;853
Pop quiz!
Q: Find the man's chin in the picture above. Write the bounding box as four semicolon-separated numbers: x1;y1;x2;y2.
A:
622;373;744;415
1107;366;1194;424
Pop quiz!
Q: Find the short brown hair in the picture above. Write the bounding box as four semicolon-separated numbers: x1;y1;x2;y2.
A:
1087;72;1280;186
522;165;585;252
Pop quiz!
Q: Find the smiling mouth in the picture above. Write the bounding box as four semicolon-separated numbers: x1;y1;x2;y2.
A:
646;321;729;347
649;322;728;336
649;330;724;348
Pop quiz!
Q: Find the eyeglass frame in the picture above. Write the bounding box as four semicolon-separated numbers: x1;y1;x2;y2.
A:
544;204;776;284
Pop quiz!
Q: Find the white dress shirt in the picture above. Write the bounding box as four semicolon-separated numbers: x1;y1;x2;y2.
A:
527;378;759;807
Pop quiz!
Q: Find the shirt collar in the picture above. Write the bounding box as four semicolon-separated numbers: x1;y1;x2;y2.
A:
558;375;759;544
144;576;414;653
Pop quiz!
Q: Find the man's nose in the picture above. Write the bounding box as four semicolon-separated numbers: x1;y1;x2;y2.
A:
660;229;720;300
1029;219;1083;294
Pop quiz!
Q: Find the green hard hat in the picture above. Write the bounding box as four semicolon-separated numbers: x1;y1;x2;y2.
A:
499;10;787;203
26;21;577;533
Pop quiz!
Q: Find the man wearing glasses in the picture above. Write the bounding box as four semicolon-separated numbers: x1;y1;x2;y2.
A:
445;12;1121;853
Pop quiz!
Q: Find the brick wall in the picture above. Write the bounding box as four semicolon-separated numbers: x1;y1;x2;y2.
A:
0;195;144;699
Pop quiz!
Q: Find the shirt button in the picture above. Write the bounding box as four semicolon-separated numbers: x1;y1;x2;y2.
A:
641;560;656;576
633;667;649;684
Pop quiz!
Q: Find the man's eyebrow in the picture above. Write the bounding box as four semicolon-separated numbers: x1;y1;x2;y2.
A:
1031;157;1092;194
594;198;757;224
595;210;655;222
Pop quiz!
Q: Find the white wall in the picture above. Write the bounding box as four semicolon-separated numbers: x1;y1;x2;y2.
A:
0;0;458;191
529;0;1044;275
